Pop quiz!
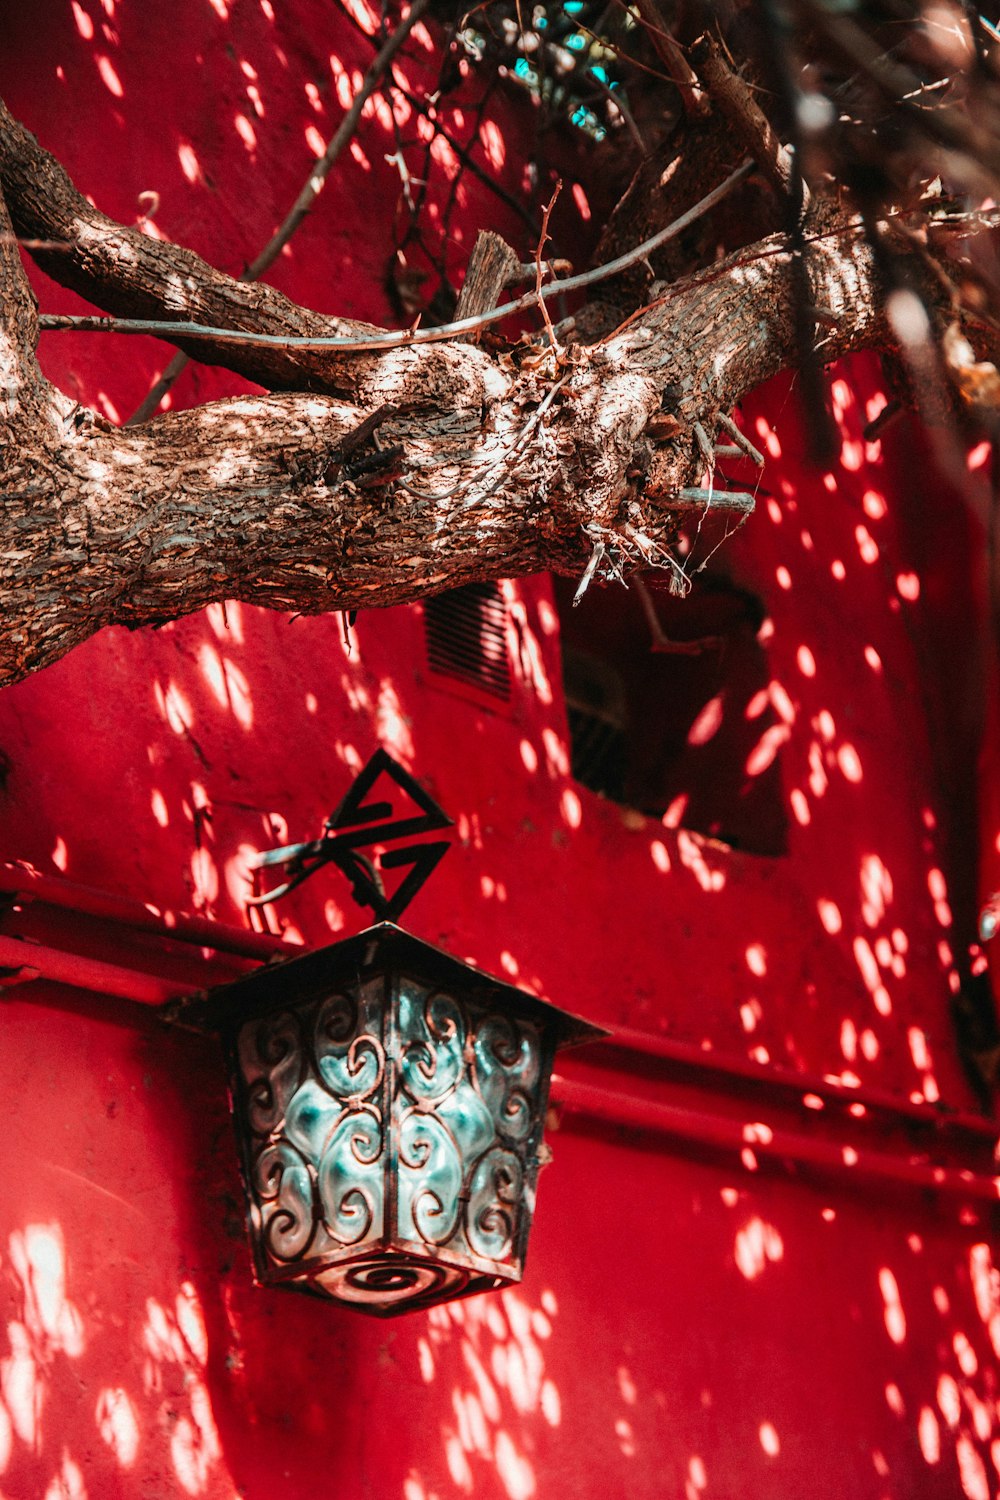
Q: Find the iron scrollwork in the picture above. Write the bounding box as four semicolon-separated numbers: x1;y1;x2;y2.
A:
233;971;549;1311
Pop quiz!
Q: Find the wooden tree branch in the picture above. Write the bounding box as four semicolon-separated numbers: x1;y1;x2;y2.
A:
690;34;797;200
127;0;431;424
0;96;386;400
0;179;910;687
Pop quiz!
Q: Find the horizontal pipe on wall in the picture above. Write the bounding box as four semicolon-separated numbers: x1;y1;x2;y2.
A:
0;934;200;1006
549;1076;1000;1202
591;1024;999;1140
0;861;290;961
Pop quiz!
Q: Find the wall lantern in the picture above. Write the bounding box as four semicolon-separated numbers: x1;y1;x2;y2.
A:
191;751;604;1318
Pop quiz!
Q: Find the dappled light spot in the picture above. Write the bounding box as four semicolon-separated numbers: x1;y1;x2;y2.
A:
919;1406;941;1463
734;1217;783;1279
559;788;582;829
377;680;414;761
830;558;846;580
541;728;568;776
803;1093;824;1110
740;999;760;1032
968;440;991;471
480;119;506;170
234;112;257;151
189;848;219;910
676;831;725;892
837;744;863;783
775;566;792;590
799;528;814;551
52;837;68;873
885;1382;905;1416
937;1373;961;1426
769;681;795;725
907;1027;931;1071
796;645;816;677
953;1332;978;1378
879;1268;906;1343
863;489;887;520
650;841;671;873
687;695;724;746
494;1430;535;1498
43;1453;87;1499
859;1029;879;1061
71;1;95;39
746;688;769;721
754;418;781;458
860;853;892;925
818;899;843;934
790;789;810;825
816;710;836;742
150;789;169;827
446;1432;474;1491
95;54;124;97
766;498;782;524
500;951;519;977
305;123;326;156
536;598;558;635
571;182;591;220
840;1018;858;1062
745;724;790;777
177;142;202;184
759;1422;780;1457
955;1435;989;1500
864;645;882;672
745;944;766;978
687;1455;707;1497
614;1417;636;1457
855;525;879;563
96;1387;139;1468
896;572;920;601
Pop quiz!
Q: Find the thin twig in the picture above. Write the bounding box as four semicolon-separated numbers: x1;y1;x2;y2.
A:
717;410;765;465
633;576;719;653
535;180;562;351
39;161;755;354
127;0;431;424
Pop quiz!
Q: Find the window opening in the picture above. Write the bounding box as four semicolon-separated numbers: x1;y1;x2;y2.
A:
552;571;788;855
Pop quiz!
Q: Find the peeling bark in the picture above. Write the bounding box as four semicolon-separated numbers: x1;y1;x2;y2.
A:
0;94;962;688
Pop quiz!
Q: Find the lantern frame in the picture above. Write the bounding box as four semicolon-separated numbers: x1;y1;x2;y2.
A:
198;921;605;1317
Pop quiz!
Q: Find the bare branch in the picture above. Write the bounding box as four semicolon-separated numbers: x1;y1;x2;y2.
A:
35;162;757;358
691;34;798;200
128;0;431;422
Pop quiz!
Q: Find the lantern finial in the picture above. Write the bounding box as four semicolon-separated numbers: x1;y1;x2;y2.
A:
246;748;453;919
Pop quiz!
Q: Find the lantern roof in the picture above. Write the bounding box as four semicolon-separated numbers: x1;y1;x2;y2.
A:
179;921;608;1050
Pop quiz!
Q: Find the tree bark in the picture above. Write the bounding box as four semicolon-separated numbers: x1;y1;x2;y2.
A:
0;97;952;688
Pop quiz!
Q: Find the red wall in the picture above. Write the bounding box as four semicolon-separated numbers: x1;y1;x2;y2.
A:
2;4;999;1498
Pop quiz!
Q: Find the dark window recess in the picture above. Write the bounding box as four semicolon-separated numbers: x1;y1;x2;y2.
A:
424;582;511;702
553;571;788;856
564;650;627;803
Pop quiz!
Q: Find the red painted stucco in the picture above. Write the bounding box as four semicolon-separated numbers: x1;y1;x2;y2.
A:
2;5;999;1498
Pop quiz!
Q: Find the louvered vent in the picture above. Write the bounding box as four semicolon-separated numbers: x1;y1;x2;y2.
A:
424;582;511;702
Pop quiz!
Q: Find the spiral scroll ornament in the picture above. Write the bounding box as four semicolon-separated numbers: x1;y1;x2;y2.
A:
216;920;603;1315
